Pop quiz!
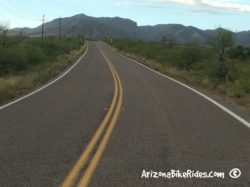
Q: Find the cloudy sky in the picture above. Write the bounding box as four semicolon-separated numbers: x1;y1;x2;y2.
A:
0;0;249;31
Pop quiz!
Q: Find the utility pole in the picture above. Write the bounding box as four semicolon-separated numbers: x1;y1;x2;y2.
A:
41;15;45;40
59;16;62;40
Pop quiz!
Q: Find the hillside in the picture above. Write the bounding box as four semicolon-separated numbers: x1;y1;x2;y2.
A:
10;14;250;46
11;14;138;39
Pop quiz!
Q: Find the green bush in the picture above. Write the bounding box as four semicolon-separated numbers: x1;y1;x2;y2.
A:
0;36;83;75
0;47;28;73
175;46;202;70
108;38;250;99
229;45;250;60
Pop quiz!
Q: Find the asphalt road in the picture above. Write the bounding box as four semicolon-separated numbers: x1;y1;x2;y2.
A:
0;41;249;187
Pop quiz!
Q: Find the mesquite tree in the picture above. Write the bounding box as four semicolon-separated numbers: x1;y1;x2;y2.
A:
209;29;234;82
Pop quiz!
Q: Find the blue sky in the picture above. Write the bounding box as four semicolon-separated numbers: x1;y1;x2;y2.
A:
0;0;250;31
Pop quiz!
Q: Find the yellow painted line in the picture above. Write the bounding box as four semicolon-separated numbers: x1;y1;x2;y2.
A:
61;44;119;187
77;46;123;187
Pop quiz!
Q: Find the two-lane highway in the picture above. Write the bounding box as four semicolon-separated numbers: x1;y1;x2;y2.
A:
0;41;249;186
0;42;115;186
62;44;123;187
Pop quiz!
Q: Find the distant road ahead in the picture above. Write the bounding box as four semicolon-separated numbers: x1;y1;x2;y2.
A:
0;42;249;186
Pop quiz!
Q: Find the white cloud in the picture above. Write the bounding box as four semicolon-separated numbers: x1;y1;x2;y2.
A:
203;0;250;12
159;0;250;12
115;0;165;8
114;0;250;13
159;0;196;5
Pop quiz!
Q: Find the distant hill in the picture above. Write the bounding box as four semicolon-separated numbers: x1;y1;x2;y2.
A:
10;14;138;39
235;31;250;47
10;14;250;46
138;24;209;43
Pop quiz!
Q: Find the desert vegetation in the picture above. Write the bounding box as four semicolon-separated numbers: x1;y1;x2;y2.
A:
0;30;85;104
104;30;250;110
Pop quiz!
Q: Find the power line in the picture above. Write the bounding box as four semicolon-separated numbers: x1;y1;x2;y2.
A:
1;1;37;22
0;14;10;21
1;1;51;29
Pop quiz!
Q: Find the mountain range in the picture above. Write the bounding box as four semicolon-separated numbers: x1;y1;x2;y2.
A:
10;14;250;46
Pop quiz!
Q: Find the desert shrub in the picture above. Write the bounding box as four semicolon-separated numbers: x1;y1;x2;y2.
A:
0;47;28;73
0;36;83;75
229;45;250;60
108;38;250;100
175;46;202;70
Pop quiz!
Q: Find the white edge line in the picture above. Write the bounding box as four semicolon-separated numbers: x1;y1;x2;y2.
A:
116;50;250;129
0;42;89;111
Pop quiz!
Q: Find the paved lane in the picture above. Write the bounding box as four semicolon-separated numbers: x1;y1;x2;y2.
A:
88;42;250;187
0;41;249;187
0;42;114;186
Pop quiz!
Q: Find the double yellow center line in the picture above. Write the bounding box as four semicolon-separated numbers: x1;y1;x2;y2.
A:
61;43;123;187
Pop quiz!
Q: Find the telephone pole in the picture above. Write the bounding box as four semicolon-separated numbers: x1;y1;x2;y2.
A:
41;15;45;40
59;16;62;40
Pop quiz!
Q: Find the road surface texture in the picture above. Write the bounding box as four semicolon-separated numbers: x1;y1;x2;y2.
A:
0;41;249;187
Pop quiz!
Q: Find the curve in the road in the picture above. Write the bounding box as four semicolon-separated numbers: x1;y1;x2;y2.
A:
116;51;250;129
62;43;123;187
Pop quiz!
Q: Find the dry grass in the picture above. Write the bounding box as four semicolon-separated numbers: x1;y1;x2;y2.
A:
0;44;86;105
116;50;250;112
